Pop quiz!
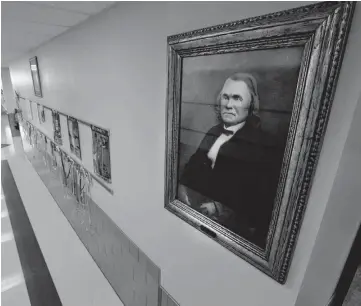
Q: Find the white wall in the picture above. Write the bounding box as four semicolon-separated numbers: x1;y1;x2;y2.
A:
1;67;17;112
8;2;361;306
295;91;361;306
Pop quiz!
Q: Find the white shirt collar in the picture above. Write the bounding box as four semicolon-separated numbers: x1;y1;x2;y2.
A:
207;121;246;168
223;121;246;134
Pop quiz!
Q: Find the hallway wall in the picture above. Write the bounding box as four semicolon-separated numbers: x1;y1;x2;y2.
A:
8;2;361;306
1;67;17;112
296;91;361;306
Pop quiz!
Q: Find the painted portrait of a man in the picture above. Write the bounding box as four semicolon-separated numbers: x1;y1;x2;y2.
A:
176;48;303;248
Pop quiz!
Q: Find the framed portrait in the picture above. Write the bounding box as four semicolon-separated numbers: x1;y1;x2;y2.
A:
37;104;45;124
52;110;63;146
164;2;355;283
29;56;42;97
67;116;81;159
27;100;33;120
92;125;111;183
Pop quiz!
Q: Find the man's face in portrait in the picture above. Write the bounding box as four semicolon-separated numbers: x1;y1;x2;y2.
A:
220;80;252;126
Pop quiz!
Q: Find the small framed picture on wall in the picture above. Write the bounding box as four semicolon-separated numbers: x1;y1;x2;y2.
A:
29;56;42;97
28;100;33;120
67;116;81;159
92;125;111;183
37;104;45;123
52;111;63;145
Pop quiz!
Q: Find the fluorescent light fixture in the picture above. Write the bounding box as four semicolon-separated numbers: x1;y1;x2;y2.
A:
1;274;25;292
1;210;9;219
1;232;14;243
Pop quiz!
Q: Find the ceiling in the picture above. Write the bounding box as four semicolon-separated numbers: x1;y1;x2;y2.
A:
1;1;115;67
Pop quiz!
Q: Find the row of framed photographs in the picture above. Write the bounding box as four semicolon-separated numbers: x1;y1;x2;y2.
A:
23;119;94;204
21;97;112;186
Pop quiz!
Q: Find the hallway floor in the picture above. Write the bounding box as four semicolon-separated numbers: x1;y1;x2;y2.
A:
1;171;31;306
344;266;361;306
2;114;31;306
1;114;61;306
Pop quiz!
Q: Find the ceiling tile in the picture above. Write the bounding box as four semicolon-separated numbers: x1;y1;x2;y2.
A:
2;20;68;48
30;1;115;15
2;2;89;27
1;1;115;67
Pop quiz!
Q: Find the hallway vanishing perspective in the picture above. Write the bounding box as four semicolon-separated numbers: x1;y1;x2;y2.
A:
2;114;31;306
2;2;361;306
1;101;123;306
1;113;62;305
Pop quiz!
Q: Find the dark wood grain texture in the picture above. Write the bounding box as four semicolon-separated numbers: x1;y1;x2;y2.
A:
164;1;355;284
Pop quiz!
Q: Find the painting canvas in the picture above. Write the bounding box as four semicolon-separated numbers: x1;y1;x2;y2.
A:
92;125;111;183
164;2;355;283
178;48;302;248
29;56;42;97
67;116;81;159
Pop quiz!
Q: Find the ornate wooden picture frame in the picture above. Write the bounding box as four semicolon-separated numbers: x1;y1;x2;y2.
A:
29;56;42;97
164;2;355;283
